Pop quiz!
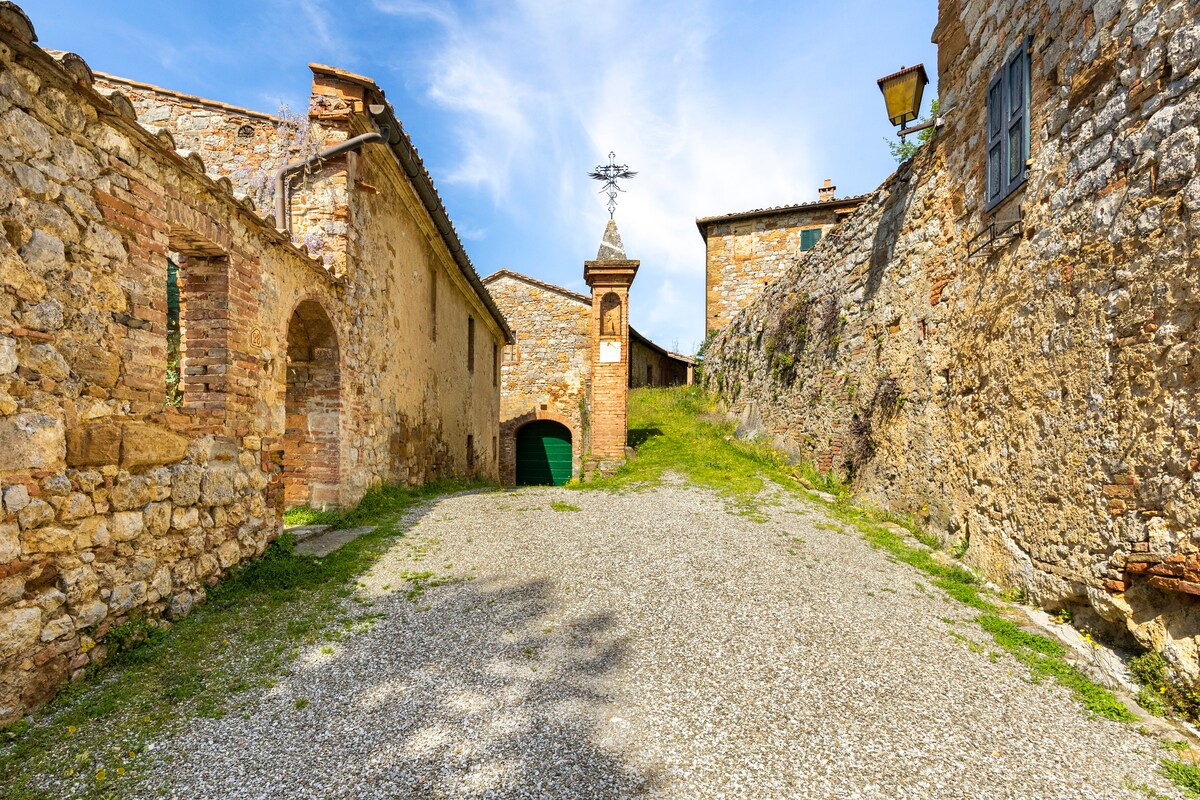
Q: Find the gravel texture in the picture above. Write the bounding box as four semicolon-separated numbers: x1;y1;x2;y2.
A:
140;481;1186;799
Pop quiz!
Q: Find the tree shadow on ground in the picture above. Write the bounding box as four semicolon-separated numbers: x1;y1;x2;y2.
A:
627;427;663;448
145;573;657;799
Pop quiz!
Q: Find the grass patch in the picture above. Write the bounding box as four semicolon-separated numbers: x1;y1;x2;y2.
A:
0;478;483;800
1163;759;1200;796
549;501;581;512
1130;650;1200;723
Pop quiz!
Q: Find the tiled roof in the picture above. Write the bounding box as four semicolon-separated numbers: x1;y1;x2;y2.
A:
695;194;870;236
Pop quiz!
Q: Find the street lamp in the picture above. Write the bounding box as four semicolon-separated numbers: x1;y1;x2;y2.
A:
877;64;930;139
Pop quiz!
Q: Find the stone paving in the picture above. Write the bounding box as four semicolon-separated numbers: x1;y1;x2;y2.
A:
142;482;1187;799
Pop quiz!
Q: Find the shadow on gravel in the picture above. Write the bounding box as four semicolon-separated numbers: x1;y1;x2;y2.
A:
155;575;658;799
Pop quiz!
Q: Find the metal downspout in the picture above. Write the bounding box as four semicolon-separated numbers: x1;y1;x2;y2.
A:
272;131;385;232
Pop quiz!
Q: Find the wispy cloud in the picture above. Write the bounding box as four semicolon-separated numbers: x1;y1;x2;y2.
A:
392;0;822;350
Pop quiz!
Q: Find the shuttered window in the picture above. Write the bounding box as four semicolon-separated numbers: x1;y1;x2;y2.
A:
799;228;822;251
986;38;1030;210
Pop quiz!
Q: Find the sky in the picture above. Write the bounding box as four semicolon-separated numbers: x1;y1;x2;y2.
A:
24;0;938;354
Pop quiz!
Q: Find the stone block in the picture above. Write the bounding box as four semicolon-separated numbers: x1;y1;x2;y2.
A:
171;464;203;506
21;525;74;554
109;511;144;543
217;539;241;569
74;600;107;629
121;423;188;467
17;499;54;530
2;484;29;515
0;606;40;661
61;564;98;605
57;492;94;522
144;501;171;536
200;468;237;506
109;476;151;511
107;581;145;615
0;413;65;472
40;614;73;642
0;522;18;562
66;423;120;467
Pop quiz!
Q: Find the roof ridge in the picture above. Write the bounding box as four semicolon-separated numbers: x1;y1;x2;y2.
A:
483;268;591;305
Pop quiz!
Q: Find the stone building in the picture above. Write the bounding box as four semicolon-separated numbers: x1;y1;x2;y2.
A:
697;180;867;333
704;0;1200;675
0;3;509;720
485;223;691;485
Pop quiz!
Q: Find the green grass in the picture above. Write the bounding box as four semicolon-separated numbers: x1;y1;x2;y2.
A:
1163;759;1200;796
0;478;484;800
549;501;581;512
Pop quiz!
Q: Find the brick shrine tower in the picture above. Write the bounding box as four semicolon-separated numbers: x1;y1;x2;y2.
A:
584;219;639;466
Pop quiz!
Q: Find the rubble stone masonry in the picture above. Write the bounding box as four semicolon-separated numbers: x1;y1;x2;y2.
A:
705;0;1200;675
0;4;505;720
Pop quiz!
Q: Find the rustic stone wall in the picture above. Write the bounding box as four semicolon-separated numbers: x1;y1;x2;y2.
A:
485;272;590;483
629;334;689;388
0;4;505;721
698;195;865;333
705;0;1200;675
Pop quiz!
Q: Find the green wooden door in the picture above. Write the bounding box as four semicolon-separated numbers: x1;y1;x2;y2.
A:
516;421;573;486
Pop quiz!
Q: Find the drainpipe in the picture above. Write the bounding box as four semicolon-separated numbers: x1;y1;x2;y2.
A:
273;130;386;232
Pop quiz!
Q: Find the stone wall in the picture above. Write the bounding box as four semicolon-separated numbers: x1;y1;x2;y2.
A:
0;4;505;721
697;193;865;333
629;333;689;388
485;271;590;483
705;0;1200;676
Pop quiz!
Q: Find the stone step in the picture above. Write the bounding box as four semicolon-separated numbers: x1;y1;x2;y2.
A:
295;526;376;558
284;524;331;542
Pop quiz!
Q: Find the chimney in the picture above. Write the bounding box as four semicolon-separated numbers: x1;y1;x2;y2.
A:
819;179;836;202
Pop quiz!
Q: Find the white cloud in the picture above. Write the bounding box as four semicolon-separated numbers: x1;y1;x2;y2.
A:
368;0;829;351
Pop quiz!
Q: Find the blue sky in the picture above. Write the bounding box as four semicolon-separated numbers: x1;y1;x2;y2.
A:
24;0;938;353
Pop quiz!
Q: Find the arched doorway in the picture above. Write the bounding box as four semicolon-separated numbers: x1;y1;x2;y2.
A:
283;300;341;509
515;420;572;486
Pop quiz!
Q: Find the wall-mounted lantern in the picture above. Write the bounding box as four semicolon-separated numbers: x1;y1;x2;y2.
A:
877;64;930;139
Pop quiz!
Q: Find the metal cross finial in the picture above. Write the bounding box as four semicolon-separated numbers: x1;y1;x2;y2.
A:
588;151;637;219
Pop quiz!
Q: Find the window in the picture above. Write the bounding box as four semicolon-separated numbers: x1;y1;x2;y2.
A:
466;434;475;472
467;315;475;372
430;268;438;341
503;341;520;364
646;365;653;385
166;258;182;406
492;435;498;464
493;344;499;386
986;38;1031;210
799;228;822;251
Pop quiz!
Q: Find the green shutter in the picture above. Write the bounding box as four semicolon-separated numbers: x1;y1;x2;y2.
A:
800;228;822;251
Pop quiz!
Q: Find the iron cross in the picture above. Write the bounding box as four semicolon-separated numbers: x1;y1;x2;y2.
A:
589;152;637;219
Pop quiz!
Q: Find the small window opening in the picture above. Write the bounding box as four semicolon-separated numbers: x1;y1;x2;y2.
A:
492;435;498;464
236;124;255;139
166;258;182;406
493;344;499;387
647;364;653;385
467;434;475;472
430;268;438;341
467;315;475;372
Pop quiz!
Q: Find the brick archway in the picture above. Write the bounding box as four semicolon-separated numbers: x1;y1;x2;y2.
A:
283;299;341;509
499;410;580;486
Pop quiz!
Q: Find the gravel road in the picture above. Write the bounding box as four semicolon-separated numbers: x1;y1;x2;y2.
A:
142;481;1186;799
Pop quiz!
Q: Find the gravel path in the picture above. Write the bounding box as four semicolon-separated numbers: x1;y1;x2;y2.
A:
141;480;1185;799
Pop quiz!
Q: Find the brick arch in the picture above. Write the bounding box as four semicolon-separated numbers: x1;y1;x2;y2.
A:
499;410;581;486
282;298;342;509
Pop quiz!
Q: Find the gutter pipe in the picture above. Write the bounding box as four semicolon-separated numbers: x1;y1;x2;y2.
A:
273;130;385;232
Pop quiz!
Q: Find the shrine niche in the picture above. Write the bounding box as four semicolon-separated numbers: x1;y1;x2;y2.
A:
600;292;622;337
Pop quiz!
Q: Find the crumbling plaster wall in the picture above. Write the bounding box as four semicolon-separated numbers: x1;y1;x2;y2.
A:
705;0;1200;674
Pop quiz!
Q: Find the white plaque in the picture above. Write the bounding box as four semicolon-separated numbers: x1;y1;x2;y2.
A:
599;340;622;363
